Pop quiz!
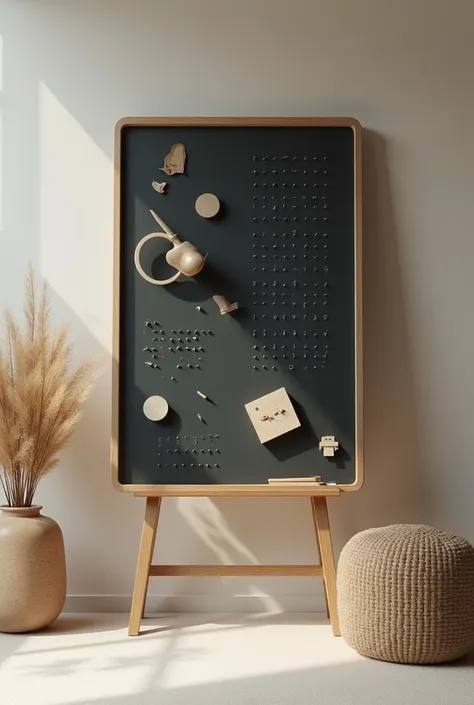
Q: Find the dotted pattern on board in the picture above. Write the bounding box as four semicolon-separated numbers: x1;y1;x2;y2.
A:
142;321;211;379
118;124;358;487
156;434;221;470
250;155;330;373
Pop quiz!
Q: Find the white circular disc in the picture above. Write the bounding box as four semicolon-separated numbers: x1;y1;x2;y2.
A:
195;193;220;218
143;395;169;421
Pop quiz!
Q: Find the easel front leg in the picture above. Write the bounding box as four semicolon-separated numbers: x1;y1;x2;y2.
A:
311;496;340;636
128;497;162;636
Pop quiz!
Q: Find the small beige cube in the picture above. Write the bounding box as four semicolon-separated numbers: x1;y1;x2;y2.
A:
245;387;301;444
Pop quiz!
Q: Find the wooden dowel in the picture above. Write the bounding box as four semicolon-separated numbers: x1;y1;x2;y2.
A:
149;564;323;577
268;476;322;483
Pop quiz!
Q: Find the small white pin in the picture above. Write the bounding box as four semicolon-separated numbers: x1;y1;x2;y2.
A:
196;305;202;312
197;391;207;400
197;413;204;422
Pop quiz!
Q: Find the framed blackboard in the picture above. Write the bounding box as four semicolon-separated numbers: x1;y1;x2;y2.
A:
112;118;362;496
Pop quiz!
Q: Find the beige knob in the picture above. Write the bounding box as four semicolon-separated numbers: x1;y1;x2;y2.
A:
143;396;169;421
195;193;220;219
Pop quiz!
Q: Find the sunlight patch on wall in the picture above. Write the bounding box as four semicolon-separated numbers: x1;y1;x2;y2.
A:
39;82;113;351
177;497;260;565
0;33;3;93
0;33;3;233
176;497;283;613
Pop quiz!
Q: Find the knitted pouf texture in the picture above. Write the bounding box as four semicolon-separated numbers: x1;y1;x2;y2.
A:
337;524;474;664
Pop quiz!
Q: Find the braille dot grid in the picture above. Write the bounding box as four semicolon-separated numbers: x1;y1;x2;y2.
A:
251;156;331;372
142;324;212;376
156;434;221;470
143;323;224;463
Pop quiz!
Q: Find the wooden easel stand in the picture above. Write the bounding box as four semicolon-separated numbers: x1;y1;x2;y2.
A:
128;489;341;637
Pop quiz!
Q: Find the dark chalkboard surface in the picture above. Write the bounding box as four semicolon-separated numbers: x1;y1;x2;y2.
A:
112;118;362;494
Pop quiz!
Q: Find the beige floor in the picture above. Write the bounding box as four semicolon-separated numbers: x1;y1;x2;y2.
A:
0;613;473;705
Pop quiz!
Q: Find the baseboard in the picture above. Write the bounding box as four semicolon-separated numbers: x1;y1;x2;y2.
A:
65;593;326;613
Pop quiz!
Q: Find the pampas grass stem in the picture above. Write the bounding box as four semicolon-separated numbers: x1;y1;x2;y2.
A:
0;267;94;507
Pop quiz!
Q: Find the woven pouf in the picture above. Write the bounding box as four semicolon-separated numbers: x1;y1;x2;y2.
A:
337;524;474;664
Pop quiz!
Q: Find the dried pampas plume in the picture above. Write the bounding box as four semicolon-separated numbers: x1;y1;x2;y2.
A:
0;267;95;507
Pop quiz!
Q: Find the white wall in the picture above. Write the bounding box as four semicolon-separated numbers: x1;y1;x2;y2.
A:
0;0;473;612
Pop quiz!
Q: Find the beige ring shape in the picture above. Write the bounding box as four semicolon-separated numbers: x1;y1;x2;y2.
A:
143;395;169;421
134;232;181;285
195;193;220;218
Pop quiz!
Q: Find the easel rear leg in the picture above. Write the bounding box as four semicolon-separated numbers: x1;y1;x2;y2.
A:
311;496;340;636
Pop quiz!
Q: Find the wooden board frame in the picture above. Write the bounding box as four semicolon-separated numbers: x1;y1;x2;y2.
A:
112;117;363;496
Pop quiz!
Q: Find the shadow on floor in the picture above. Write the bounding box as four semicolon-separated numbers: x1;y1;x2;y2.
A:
2;614;473;705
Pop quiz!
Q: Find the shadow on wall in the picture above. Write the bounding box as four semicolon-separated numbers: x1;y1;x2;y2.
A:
25;288;288;612
204;129;428;562
335;129;427;551
0;2;429;609
23;125;430;612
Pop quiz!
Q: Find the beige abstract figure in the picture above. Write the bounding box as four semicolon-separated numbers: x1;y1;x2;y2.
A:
160;143;186;175
152;181;167;193
134;210;206;286
212;295;238;315
319;436;339;457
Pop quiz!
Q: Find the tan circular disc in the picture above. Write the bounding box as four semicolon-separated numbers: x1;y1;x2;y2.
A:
143;395;169;421
195;193;220;218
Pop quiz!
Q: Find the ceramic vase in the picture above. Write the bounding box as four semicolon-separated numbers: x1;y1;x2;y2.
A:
0;505;66;633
